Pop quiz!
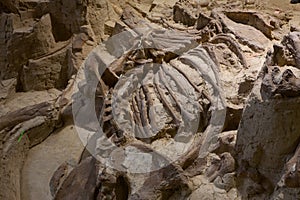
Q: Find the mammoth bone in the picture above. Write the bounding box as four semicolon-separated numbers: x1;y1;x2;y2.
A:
70;27;226;198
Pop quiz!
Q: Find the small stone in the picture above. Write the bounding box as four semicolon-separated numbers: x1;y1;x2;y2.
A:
194;0;210;7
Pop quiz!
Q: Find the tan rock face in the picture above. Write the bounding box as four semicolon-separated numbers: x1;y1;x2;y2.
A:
1;0;300;200
236;32;300;199
0;0;120;199
0;14;13;80
21;43;69;91
7;13;57;79
0;0;122;90
48;0;88;41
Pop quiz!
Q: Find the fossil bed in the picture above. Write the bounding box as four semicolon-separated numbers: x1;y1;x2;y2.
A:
1;0;300;200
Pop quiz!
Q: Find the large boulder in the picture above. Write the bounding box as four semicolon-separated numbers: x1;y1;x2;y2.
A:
236;32;300;199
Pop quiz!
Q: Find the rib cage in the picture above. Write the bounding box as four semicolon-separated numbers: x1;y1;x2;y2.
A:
110;60;210;143
72;22;229;174
96;36;227;155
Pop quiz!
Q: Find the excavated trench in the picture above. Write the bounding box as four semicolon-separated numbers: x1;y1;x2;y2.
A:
1;0;300;200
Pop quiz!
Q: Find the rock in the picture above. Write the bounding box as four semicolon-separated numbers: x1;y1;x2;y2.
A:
130;163;192;199
152;0;178;7
0;78;16;100
0;89;61;117
173;0;198;27
205;152;235;182
188;176;238;200
244;0;256;5
196;0;210;7
54;157;98;200
212;11;271;52
0;130;28;200
208;33;254;131
236;35;300;198
80;25;96;42
237;86;300;182
21;43;70;91
273;32;300;69
262;67;300;98
96;167;129;200
0;14;13;80
273;44;296;66
0;1;116;200
225;11;279;39
278;143;300;188
48;0;88;41
213;172;236;192
189;184;215;200
21;124;84;200
196;13;211;30
210;131;237;156
0;0;20;15
282;32;300;69
7;13;56;79
72;33;91;52
104;20;116;36
49;161;76;197
0;98;62;200
271;187;300;200
86;0;121;42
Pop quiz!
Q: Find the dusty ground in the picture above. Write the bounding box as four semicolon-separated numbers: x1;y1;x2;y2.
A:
21;123;84;200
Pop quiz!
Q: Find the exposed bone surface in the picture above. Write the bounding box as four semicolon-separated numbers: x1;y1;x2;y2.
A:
1;0;300;200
